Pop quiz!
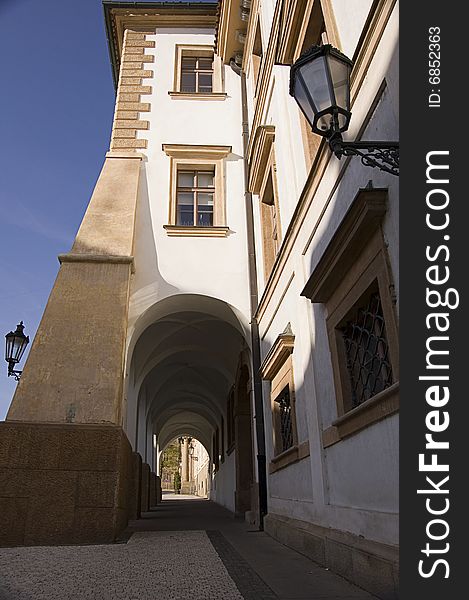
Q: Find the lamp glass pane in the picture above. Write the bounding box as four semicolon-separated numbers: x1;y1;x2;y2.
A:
327;55;351;111
293;77;316;127
13;337;27;362
5;335;13;362
298;56;332;113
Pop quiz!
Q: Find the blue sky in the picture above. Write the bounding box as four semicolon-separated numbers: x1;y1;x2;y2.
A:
0;0;117;418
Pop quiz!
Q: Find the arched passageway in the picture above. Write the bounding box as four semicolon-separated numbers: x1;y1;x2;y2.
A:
125;294;255;516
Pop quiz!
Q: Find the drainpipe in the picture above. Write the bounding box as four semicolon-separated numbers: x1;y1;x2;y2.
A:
230;58;268;529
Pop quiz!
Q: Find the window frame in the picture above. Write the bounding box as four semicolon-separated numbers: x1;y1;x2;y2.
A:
259;163;282;282
301;188;399;447
176;168;215;227
162;144;231;237
170;44;226;100
260;328;310;473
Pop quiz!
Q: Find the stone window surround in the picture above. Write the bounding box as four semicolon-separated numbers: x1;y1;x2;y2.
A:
162;144;231;237
248;125;282;282
261;328;310;473
169;44;227;100
301;188;399;448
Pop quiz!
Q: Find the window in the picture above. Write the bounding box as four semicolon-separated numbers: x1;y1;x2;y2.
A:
162;144;231;236
261;326;310;472
176;169;214;227
338;284;393;411
260;169;281;280
170;45;226;99
301;189;399;447
276;0;339;65
252;19;263;96
275;1;338;169
247;126;281;281
274;386;294;453
180;56;213;93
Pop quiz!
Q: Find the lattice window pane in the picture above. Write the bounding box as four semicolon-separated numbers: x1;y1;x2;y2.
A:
275;386;293;453
339;291;393;408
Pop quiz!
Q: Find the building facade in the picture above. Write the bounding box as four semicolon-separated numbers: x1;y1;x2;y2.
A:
1;1;398;597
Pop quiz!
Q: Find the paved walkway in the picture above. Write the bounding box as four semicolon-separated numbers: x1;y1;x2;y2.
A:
0;494;378;600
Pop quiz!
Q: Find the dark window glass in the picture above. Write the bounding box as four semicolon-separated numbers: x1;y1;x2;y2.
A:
275;386;293;453
339;290;393;408
180;55;213;93
176;169;215;226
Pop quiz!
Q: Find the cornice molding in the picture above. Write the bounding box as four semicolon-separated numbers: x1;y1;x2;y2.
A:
260;330;295;381
163;225;230;238
162;144;232;160
103;2;218;88
301;188;388;303
168;92;227;101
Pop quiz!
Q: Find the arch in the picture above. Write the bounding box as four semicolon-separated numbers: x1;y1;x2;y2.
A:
125;293;253;514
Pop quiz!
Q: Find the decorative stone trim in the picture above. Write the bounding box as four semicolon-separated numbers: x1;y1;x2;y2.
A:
162;144;232;229
120;85;152;94
168;92;227;101
248;125;275;194
118;102;151;112
163;225;230;238
111;139;148;149
113;129;137;139
260;327;294;380
301;189;388;302
322;383;399;447
122;54;154;63
162;144;232;160
58;253;134;266
269;440;310;473
116;111;139;120
109;29;154;153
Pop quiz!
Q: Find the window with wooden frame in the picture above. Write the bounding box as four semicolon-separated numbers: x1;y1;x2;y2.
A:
181;55;213;93
170;45;226;100
275;1;339;169
176;168;214;227
252;19;263;97
248;125;281;282
162;144;231;237
261;326;309;473
260;168;282;281
301;188;399;448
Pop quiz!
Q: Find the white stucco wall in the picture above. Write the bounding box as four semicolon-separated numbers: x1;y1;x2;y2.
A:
248;1;399;547
129;29;251;331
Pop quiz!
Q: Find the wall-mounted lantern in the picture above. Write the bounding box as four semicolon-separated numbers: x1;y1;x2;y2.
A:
5;321;29;381
290;44;399;176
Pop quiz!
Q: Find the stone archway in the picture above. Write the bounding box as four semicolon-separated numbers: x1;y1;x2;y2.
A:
125;294;256;515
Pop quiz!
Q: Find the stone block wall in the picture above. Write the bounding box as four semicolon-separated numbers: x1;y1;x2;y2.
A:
0;422;133;546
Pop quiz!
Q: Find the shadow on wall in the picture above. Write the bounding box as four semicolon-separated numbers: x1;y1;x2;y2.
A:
129;159;179;324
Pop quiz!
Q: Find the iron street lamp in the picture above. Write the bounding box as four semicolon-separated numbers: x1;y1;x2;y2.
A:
5;321;29;381
289;44;399;176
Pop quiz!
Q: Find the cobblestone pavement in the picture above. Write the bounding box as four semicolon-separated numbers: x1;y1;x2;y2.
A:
0;496;379;600
0;531;243;600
